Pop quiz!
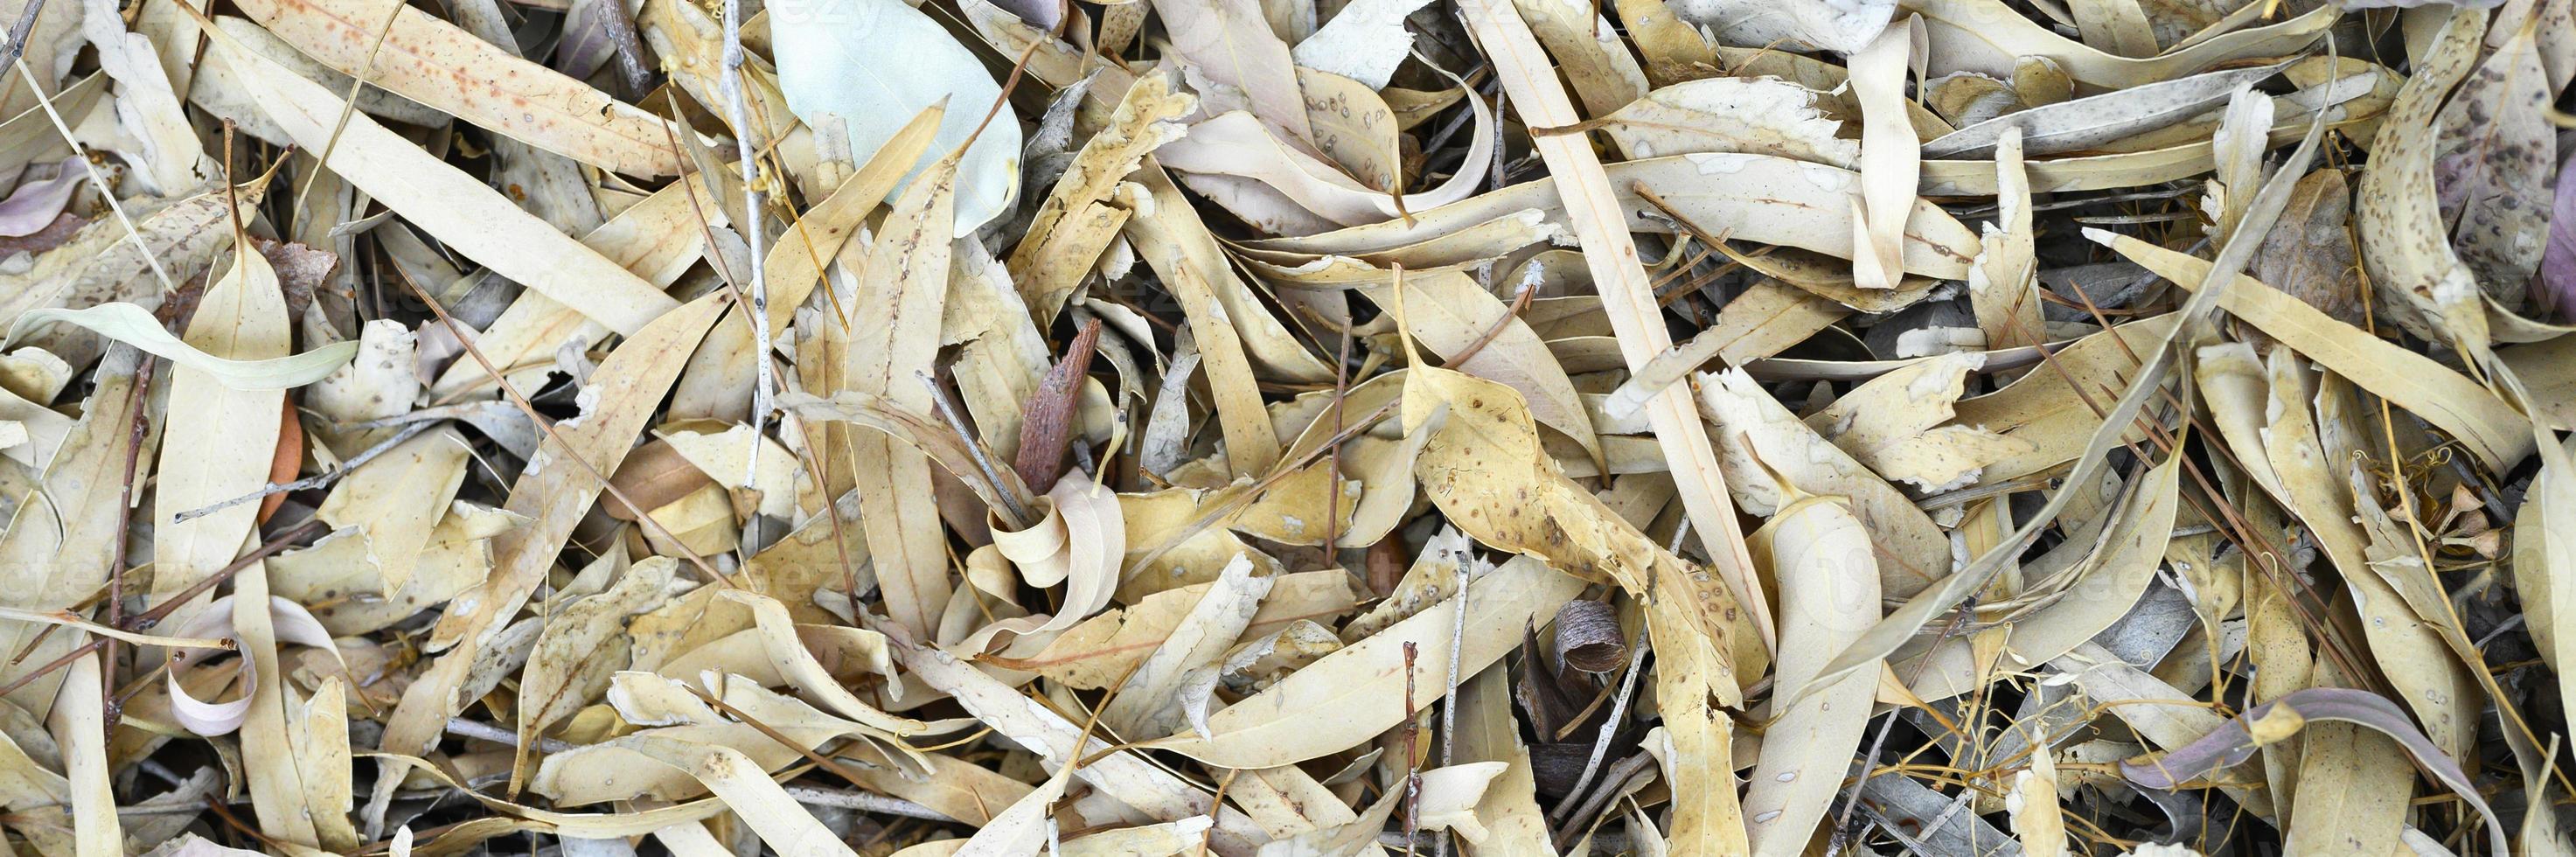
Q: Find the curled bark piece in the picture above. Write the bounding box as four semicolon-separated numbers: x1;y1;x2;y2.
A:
1551;599;1626;674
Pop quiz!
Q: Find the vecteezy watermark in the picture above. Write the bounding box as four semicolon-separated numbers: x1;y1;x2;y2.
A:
766;0;905;28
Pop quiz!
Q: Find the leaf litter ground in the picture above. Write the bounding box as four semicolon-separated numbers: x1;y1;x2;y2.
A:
0;0;2571;854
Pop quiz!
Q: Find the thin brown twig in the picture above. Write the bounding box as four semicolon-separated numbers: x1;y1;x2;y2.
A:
1197;768;1239;857
99;349;155;737
1402;641;1421;857
1443;279;1535;369
203;796;289;853
684;683;885;789
1324;321;1352;553
590;0;653;96
0;0;49;94
1825;600;1981;856
1065;657;1155;770
0;519;323;699
2034;274;2371;686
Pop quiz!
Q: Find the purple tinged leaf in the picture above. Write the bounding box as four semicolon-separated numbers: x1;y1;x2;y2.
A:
985;0;1063;31
2541;150;2576;321
552;0;617;81
2434;23;2554;309
2120;718;2256;791
0;157;83;238
2118;687;2508;848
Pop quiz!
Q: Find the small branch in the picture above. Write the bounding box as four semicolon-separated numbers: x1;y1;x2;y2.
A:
1547;631;1648;825
918;370;1034;527
0;519;323;698
101;354;155;737
445;717;576;754
593;0;652;96
12;58;178;295
172;421;435;523
783;786;955;821
1402;641;1421;856
1433;550;1469;857
0;0;49;89
715;0;776;491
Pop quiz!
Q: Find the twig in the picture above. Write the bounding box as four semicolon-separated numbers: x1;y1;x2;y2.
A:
917;370;1034;527
1555;752;1657;848
592;0;653;96
1197;768;1239;857
1443;278;1535;368
444;717;575;753
714;0;775;492
172;421;435;523
1438;551;1471;768
101;354;155;736
0;0;48;94
387;265;729;585
12;58;177;295
1402;641;1422;857
0;519;324;699
783;786;955;822
684;683;886;790
1826;596;1979;857
289;0;409;216
1323;322;1352;552
1433;549;1470;857
132;519;324;633
203;796;291;853
1549;631;1648;823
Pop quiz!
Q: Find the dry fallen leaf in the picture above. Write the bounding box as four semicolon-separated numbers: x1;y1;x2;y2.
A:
11;0;2567;853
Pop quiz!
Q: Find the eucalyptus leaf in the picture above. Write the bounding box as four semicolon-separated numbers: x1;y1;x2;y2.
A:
7;303;360;390
1923;61;2291;158
770;0;1023;237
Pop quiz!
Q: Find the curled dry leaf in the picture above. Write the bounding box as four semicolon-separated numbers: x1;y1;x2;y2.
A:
164;596;338;736
961;474;1128;651
1158;97;1493;229
1847;15;1919;292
